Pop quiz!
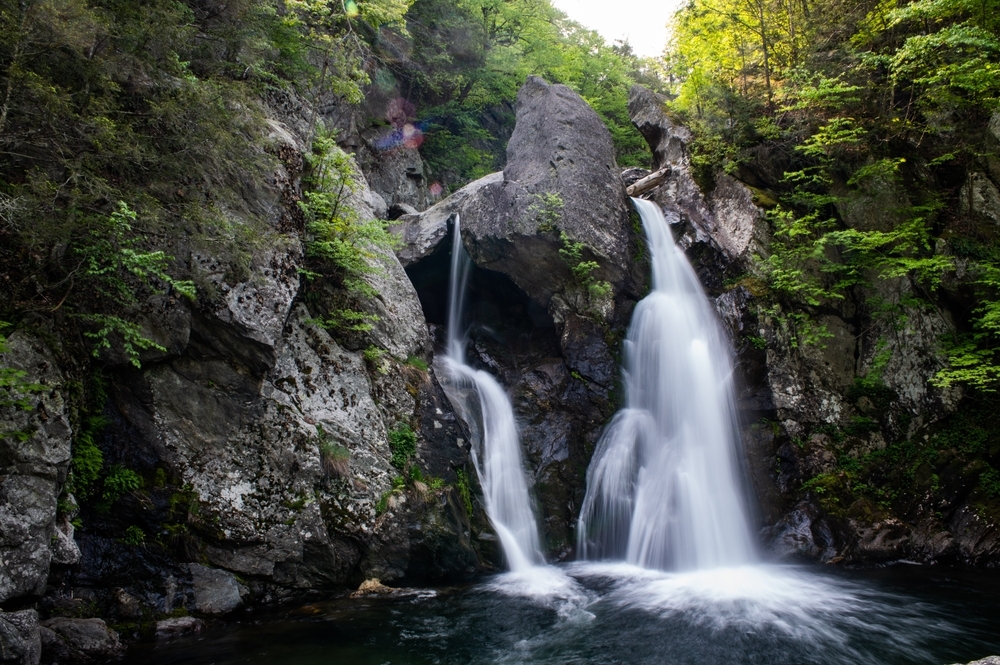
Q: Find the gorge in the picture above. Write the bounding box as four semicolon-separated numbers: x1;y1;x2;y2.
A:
1;0;1000;661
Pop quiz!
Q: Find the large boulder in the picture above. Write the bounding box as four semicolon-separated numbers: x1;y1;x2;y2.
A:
394;77;645;554
38;618;121;664
0;610;41;665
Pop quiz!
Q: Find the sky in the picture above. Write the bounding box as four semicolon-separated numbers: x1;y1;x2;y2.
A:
550;0;682;58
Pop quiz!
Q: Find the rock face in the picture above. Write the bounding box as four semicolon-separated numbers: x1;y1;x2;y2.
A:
627;84;766;291
627;82;996;567
395;77;644;555
0;95;479;635
0;610;41;665
0;330;76;604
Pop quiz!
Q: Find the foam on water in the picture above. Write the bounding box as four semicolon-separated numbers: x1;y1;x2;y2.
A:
564;561;960;662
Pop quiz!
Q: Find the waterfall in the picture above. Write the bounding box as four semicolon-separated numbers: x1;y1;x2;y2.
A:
437;215;545;572
578;197;756;571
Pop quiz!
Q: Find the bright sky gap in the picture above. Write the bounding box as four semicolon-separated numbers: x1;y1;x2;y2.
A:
550;0;682;58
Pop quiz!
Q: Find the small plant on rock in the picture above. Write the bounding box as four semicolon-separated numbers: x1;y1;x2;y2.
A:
316;424;350;478
388;423;417;469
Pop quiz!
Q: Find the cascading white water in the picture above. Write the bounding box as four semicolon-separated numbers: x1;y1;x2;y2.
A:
578;197;756;571
436;215;545;572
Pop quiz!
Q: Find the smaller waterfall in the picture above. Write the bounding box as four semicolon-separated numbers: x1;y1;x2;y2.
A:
578;197;756;571
437;216;544;572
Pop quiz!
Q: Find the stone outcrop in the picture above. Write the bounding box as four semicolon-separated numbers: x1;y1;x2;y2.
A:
0;330;76;605
627;84;766;291
0;93;479;644
393;77;645;554
38;618;121;664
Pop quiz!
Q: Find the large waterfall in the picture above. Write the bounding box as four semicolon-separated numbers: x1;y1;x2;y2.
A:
578;197;756;571
436;215;545;572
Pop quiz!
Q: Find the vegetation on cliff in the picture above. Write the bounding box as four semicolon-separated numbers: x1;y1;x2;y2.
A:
665;0;1000;540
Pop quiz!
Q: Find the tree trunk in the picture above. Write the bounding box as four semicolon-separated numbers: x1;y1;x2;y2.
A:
626;167;672;197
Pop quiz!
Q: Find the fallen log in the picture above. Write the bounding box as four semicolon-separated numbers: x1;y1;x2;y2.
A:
625;166;672;197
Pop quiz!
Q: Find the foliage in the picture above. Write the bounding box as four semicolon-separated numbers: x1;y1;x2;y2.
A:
406;355;429;371
300;131;398;334
388;423;417;468
397;0;658;188
363;345;390;374
663;0;1000;377
0;322;44;441
122;525;146;546
102;465;143;504
285;0;412;108
316;423;350;477
558;231;613;303
455;468;473;519
71;415;107;500
529;192;564;232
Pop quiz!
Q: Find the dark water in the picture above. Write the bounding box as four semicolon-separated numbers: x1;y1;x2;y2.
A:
121;562;1000;665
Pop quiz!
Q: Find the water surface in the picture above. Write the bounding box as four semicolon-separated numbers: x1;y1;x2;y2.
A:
122;563;1000;665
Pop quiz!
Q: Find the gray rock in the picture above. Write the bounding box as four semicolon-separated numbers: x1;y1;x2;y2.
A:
355;132;432;212
762;501;837;561
396;77;640;552
398;78;640;305
0;330;73;604
0;610;40;665
627;84;765;285
952;658;1000;665
154;616;205;639
960;171;1000;225
186;564;244;615
39;618;121;663
392;172;503;267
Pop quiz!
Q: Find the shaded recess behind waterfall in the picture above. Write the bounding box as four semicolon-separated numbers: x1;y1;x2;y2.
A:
436;215;545;571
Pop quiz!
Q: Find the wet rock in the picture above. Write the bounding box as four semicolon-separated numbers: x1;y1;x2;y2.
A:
154;617;204;639
0;610;41;665
186;564;244;616
761;501;838;561
394;77;641;555
847;518;910;562
38;618;121;664
953;657;1000;665
0;330;73;604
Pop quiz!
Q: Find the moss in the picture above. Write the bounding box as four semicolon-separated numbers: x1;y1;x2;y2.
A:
748;186;779;208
